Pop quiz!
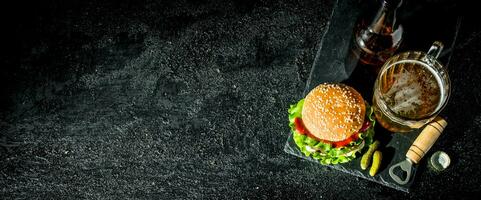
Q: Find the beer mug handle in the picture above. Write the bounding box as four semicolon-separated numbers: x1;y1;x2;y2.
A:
425;41;444;64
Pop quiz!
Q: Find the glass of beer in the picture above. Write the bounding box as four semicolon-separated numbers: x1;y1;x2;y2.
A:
372;41;451;132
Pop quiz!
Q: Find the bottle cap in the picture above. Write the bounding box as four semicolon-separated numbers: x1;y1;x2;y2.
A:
429;151;451;171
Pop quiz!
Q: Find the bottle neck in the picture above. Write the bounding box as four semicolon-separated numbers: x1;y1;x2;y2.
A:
369;1;400;34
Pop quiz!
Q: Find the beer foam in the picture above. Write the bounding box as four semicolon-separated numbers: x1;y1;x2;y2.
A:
383;61;442;119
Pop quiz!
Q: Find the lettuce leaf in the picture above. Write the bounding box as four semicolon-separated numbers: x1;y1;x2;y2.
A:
288;98;375;165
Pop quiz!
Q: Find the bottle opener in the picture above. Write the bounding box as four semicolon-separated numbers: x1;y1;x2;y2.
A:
389;117;447;185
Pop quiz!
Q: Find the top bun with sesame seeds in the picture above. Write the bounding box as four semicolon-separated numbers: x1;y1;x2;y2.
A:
301;83;366;142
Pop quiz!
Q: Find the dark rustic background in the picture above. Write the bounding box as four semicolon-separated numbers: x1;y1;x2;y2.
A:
1;0;480;199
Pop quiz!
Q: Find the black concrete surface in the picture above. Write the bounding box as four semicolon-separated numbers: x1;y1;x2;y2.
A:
1;0;480;199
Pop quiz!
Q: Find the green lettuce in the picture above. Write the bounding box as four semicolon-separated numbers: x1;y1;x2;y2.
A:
288;98;375;165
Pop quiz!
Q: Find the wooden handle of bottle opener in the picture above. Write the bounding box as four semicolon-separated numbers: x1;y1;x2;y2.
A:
406;116;447;164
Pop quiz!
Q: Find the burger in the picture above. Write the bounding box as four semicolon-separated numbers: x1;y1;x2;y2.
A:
288;83;375;165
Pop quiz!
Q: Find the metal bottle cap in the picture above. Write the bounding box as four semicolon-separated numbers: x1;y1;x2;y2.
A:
429;151;451;171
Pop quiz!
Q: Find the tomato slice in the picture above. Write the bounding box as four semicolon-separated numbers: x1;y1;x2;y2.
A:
293;117;360;148
331;133;358;148
294;118;307;135
294;118;323;141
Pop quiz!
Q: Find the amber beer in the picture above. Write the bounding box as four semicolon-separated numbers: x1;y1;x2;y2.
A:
354;0;403;67
372;42;450;132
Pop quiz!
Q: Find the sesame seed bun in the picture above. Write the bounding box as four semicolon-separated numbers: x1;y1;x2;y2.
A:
302;83;366;142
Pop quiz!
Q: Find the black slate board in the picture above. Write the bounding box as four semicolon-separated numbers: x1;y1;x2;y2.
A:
284;0;462;192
